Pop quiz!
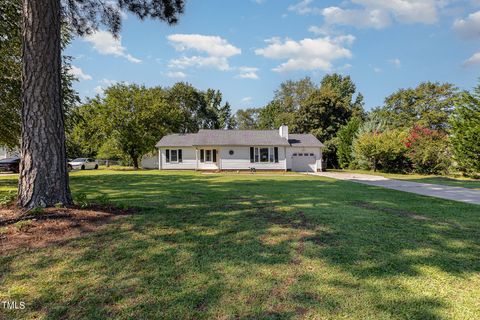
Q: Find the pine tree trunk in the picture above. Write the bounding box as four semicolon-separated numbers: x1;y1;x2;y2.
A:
18;0;73;208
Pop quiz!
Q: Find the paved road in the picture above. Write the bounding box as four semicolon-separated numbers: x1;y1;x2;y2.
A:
310;172;480;205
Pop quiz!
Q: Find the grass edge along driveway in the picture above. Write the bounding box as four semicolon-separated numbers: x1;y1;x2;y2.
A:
1;170;479;320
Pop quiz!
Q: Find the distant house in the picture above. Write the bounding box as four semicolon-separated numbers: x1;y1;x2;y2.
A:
0;147;18;159
148;126;324;172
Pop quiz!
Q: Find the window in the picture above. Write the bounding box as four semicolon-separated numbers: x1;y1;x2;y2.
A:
250;147;278;163
171;149;178;162
260;148;269;162
310;153;314;156
200;149;216;163
166;149;182;163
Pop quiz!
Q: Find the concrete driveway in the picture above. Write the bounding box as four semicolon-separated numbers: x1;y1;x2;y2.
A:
311;172;480;205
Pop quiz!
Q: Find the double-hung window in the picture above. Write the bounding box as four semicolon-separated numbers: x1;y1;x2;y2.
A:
165;149;182;163
250;147;279;163
199;149;216;163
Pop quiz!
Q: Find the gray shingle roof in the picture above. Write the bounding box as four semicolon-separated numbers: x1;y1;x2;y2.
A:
156;130;324;147
288;134;325;147
155;133;197;147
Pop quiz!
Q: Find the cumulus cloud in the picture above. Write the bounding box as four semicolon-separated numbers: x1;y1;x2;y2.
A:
165;71;187;78
255;35;354;73
83;30;141;63
237;67;259;79
454;10;480;39
464;52;480;65
241;96;253;103
289;0;444;28
94;79;119;94
69;65;92;81
167;34;241;71
322;6;391;29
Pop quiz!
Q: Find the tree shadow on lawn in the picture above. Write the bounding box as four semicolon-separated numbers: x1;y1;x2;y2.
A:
1;173;479;319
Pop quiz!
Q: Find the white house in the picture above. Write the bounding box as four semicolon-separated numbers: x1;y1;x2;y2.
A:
149;125;324;172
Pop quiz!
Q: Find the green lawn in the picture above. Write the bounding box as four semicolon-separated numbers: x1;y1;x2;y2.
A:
332;169;480;190
1;170;479;319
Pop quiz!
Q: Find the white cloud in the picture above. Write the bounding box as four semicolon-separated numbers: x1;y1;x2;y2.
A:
374;67;382;73
69;65;92;81
94;79;118;94
322;7;391;29
255;35;354;73
165;71;187;78
168;56;231;71
388;58;401;67
83;30;141;63
241;96;253;103
167;34;241;71
454;10;480;39
464;52;480;65
288;0;321;15
289;0;444;28
237;67;259;79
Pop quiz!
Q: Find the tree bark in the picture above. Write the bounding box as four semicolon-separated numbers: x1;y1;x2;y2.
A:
18;0;73;208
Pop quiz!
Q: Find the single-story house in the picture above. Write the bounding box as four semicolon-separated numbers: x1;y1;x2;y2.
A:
148;125;324;172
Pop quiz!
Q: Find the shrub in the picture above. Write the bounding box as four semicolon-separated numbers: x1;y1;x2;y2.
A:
404;125;451;174
353;129;410;173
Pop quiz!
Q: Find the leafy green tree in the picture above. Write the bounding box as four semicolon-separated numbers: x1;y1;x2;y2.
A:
0;0;79;150
296;88;352;142
320;74;366;119
218;102;236;129
336;117;362;169
19;0;184;208
374;82;458;131
167;82;206;133
353;129;409;173
235;108;261;129
450;85;480;174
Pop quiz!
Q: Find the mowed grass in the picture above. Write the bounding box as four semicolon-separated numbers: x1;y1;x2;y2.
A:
333;169;480;190
1;170;479;320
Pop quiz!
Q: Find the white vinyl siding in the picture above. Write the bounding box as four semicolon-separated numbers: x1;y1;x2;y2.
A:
219;147;286;170
160;148;196;170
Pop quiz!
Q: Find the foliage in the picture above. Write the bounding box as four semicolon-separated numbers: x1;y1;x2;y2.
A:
336;117;362;169
296;88;352;142
353;129;409;172
404;125;451;174
62;0;184;37
0;0;80;149
373;82;458;131
450;86;480;174
235;108;261;129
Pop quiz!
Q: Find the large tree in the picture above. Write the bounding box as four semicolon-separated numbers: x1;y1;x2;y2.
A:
450;84;480;174
373;82;458;131
19;0;184;208
0;0;79;150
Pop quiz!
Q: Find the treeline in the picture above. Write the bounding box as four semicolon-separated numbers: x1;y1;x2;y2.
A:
69;74;479;175
234;76;479;176
68;83;236;167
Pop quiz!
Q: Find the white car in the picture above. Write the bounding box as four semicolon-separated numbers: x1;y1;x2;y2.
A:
68;158;99;170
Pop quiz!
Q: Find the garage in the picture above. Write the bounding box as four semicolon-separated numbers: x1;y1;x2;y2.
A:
292;152;316;172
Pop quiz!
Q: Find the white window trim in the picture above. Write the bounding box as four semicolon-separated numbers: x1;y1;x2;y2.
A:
253;147;276;163
166;149;181;163
201;149;216;163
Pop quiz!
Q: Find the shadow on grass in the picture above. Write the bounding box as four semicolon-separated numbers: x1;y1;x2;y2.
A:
1;172;479;319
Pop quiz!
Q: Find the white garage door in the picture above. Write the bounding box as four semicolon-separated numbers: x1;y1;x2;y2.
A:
292;153;316;172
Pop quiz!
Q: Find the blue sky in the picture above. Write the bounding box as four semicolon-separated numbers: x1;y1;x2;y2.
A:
66;0;480;112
